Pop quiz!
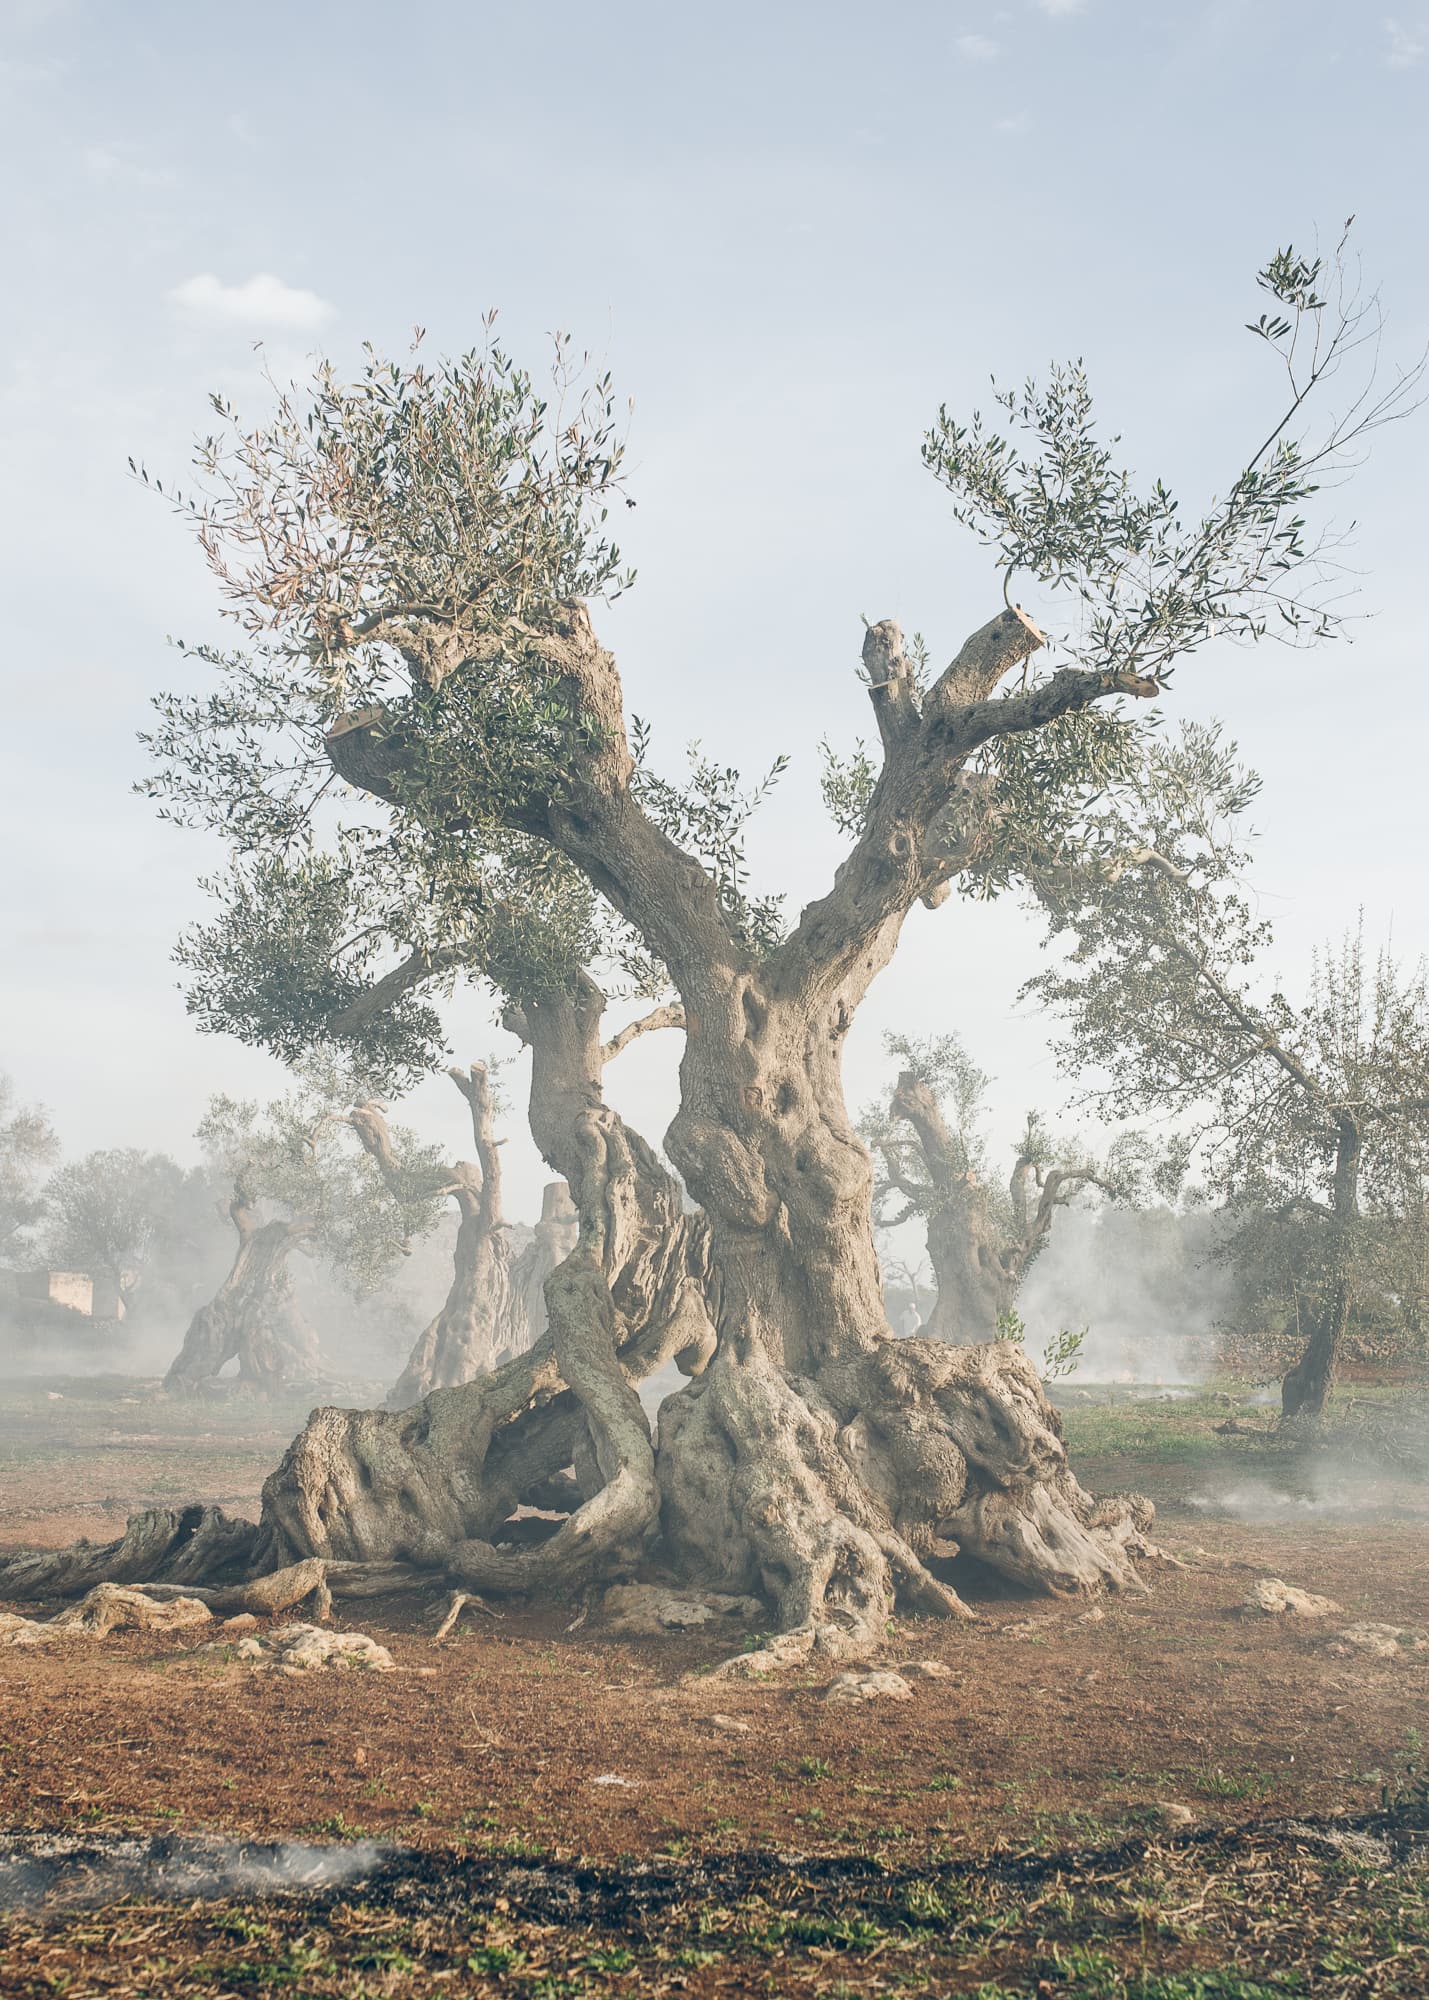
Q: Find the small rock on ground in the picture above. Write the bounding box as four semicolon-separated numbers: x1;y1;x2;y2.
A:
709;1631;813;1678
0;1612;52;1648
901;1659;953;1679
1243;1578;1343;1618
1152;1801;1195;1827
600;1584;763;1637
262;1624;396;1672
1323;1622;1429;1659
708;1713;751;1733
823;1670;914;1704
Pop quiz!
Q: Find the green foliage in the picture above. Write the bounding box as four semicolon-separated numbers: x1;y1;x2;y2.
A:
921;233;1414;677
1027;728;1429;1374
1040;1323;1087;1381
197;1058;448;1295
42;1149;201;1288
139;239;1416;1113
629;724;788;953
997;1307;1085;1380
139;327;634;691
817;735;878;838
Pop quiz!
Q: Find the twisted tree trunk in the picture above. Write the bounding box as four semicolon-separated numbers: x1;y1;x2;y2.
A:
886;1073;1104;1342
507;1180;579;1353
250;977;715;1586
10;610;1157;1649
1282;1115;1361;1423
356;1065;519;1411
651;957;1149;1658
164;1190;317;1395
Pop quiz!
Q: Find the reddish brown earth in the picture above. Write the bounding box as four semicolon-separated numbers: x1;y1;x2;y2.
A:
0;1379;1425;1998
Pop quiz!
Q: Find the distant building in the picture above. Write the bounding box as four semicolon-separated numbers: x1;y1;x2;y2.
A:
0;1267;127;1344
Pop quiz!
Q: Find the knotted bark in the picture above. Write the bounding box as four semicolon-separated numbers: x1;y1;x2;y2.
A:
164;1188;317;1395
252;977;716;1589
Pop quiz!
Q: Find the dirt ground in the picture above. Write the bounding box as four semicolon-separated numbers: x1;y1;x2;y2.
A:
0;1378;1426;1999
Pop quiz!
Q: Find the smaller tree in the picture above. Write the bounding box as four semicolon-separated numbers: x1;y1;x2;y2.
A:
167;1064;445;1395
0;1073;59;1262
42;1149;201;1314
352;1061;578;1409
863;1033;1142;1346
1026;725;1429;1421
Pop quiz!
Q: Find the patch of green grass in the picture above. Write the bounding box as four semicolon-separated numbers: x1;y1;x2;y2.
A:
1193;1766;1275;1801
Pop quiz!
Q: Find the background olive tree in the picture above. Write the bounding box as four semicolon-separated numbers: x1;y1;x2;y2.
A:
1024;726;1429;1420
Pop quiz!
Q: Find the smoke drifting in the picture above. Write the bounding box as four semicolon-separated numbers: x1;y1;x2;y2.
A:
1017;1205;1235;1383
0;1831;398;1913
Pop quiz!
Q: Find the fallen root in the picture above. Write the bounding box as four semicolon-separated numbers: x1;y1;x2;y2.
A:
0;1506;261;1602
432;1590;500;1641
0;1584;213;1646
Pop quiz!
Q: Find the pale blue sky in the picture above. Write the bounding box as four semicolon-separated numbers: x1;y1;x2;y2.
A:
2;0;1425;1212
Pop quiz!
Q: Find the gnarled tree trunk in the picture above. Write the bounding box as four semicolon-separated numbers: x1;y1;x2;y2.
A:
13;611;1156;1653
250;977;716;1588
164;1189;317;1395
886;1072;1104;1342
356;1065;520;1411
652;954;1150;1659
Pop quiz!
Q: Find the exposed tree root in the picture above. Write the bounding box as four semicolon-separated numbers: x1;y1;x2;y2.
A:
657;1338;1151;1660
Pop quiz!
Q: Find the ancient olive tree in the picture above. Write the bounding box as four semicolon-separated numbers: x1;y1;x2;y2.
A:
863;1032;1143;1345
71;241;1411;1646
167;1070;444;1394
1025;725;1429;1422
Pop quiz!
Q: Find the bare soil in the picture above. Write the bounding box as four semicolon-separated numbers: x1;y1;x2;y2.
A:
1;1379;1426;1998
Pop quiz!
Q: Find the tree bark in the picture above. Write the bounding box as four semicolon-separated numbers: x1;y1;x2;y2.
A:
1281;1115;1361;1422
359;1066;519;1410
164;1190;317;1395
507;1181;579;1353
251;976;716;1589
22;607;1156;1648
283;607;1156;1647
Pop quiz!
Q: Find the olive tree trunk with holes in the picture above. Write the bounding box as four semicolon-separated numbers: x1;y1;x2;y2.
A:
276;605;1155;1653
164;1187;318;1396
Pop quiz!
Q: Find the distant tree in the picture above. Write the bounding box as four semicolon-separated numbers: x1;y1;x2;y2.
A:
351;1064;513;1407
166;1064;446;1395
863;1032;1145;1344
41;1148;200;1312
1026;726;1429;1421
0;1073;59;1261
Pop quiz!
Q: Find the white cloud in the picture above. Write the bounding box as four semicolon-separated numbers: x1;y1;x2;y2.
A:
956;32;1000;60
166;271;335;331
1034;0;1087;15
995;113;1031;134
1384;16;1425;66
84;144;174;188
